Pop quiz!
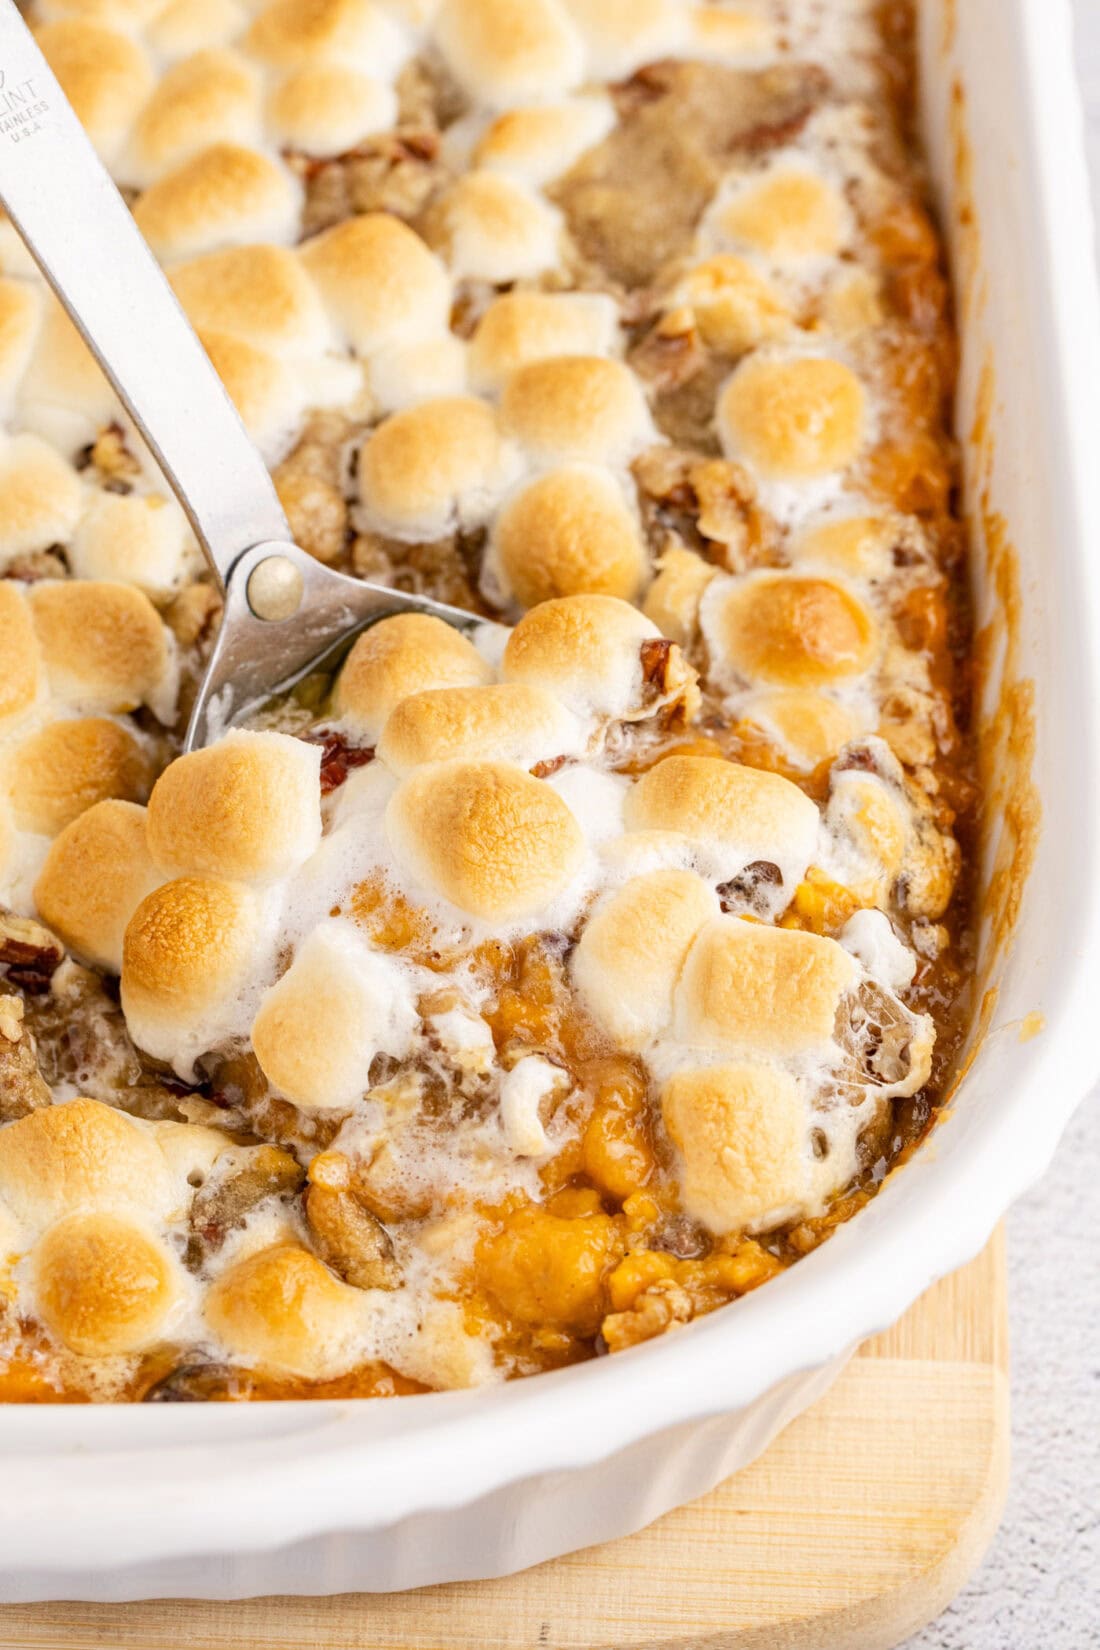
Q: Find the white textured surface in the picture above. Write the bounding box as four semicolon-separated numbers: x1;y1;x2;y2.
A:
904;13;1100;1641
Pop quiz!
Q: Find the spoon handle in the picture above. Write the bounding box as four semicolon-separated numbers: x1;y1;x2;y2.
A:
0;1;290;584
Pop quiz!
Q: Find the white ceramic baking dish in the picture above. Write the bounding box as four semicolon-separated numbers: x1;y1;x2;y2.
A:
2;0;1099;1603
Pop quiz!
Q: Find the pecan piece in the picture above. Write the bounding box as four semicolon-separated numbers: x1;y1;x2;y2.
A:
0;912;64;993
0;994;51;1120
305;1180;402;1292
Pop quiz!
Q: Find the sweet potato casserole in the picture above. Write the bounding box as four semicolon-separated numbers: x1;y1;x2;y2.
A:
0;0;977;1400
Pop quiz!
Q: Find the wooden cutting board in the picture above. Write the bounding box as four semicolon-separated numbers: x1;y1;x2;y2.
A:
0;1231;1009;1650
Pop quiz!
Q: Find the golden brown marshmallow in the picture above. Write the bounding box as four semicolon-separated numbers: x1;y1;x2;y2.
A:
246;0;407;74
35;19;154;163
490;466;647;609
474;97;615;188
623;754;819;891
198;328;302;455
34;800;161;974
16;300;119;447
560;0;684;76
146;730;321;883
427;172;561;284
124;48;261;186
28;581;171;715
34;1213;183;1357
662;1063;815;1234
8;718;153;836
333;614;493;741
171;243;330;354
572;870;718;1051
719;166;850;261
0;583;40;725
0;434;84;566
133;143;301;261
266;65;397;156
642;545;717;648
205;1243;369;1378
378;683;579;776
67;492;195;599
358;396;514;542
500;355;652;468
386;760;584;921
298;214;449;354
434;0;584;109
717;354;867;481
145;0;244;56
467;291;618;394
121;875;265;1064
251;923;415;1109
705;571;879;688
0;1098;173;1234
739;689;863;770
501;593;659;719
675;918;856;1056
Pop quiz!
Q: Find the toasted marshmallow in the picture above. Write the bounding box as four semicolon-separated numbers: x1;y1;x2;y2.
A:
333;614;493;740
34;800;161;973
121;875;266;1066
170;242;331;354
429;172;561;284
9;718;153;835
718;164;851;262
199;327;305;456
642;545;717;647
468;291;619;395
67;491;196;599
702;570;879;688
28;580;171;715
252;923;416;1109
16;301;119;451
489;466;647;609
0;583;41;726
662;1063;818;1234
435;0;584;108
145;0;245;55
205;1243;369;1378
560;0;685;77
689;6;774;58
739;689;863;770
677;255;791;355
146;730;321;884
0;1098;174;1234
378;683;580;775
266;65;398;155
386;759;584;921
675;917;856;1057
717;353;867;481
474;96;615;187
35;19;155;164
246;0;408;76
502;593;658;721
133;143;301;260
298;213;450;354
0;433;84;566
34;1213;184;1357
573;870;718;1051
790;512;898;581
366;334;468;414
821;767;908;904
624;754;819;894
358;396;515;542
0;278;42;412
123;48;262;187
500;355;652;468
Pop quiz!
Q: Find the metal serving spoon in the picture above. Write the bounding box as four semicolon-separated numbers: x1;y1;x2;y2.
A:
0;2;482;750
